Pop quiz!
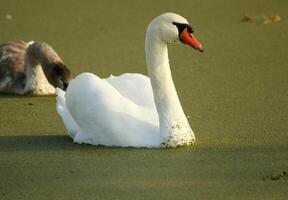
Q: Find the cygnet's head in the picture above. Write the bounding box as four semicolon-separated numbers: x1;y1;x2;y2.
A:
27;41;73;91
146;13;203;52
45;62;73;91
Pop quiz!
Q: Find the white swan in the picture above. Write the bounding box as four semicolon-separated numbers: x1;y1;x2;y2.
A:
56;13;203;147
0;40;72;95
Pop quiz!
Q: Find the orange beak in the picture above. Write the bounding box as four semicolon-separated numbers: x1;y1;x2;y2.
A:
180;28;204;52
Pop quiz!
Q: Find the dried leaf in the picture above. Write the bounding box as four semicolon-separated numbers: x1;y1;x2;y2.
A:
243;15;252;22
270;15;281;22
262;15;272;24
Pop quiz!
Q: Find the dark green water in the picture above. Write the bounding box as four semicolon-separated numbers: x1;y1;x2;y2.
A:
0;0;288;199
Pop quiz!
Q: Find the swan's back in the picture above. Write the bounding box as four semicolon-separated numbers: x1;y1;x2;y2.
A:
59;73;160;147
0;40;27;93
105;73;156;108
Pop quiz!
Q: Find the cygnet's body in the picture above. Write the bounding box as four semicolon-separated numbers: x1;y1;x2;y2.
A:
0;40;72;95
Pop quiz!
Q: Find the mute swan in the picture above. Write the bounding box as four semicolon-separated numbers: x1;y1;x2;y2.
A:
0;40;72;95
56;13;203;147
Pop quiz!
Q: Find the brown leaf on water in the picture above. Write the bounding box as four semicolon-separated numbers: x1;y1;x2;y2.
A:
270;15;281;22
262;15;282;24
262;15;272;24
242;14;282;25
242;15;253;22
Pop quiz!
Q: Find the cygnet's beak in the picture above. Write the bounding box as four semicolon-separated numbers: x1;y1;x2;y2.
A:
63;82;69;91
180;28;204;52
63;74;73;91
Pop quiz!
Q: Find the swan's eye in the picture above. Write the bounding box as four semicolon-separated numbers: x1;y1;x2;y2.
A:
172;22;194;34
187;25;194;33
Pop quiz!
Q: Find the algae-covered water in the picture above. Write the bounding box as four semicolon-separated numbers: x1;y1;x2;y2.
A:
0;0;288;199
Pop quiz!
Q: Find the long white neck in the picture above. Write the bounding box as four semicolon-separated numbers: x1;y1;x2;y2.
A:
23;43;55;95
145;27;195;147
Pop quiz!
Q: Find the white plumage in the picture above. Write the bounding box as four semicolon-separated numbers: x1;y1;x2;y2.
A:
56;13;203;147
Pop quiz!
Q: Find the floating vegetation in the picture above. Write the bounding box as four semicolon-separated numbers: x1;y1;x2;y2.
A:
263;170;288;181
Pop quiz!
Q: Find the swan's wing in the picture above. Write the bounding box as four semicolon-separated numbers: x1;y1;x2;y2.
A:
62;73;160;147
105;73;156;109
56;88;79;139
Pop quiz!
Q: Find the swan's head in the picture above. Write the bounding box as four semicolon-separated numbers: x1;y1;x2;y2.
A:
147;13;203;52
45;62;73;91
